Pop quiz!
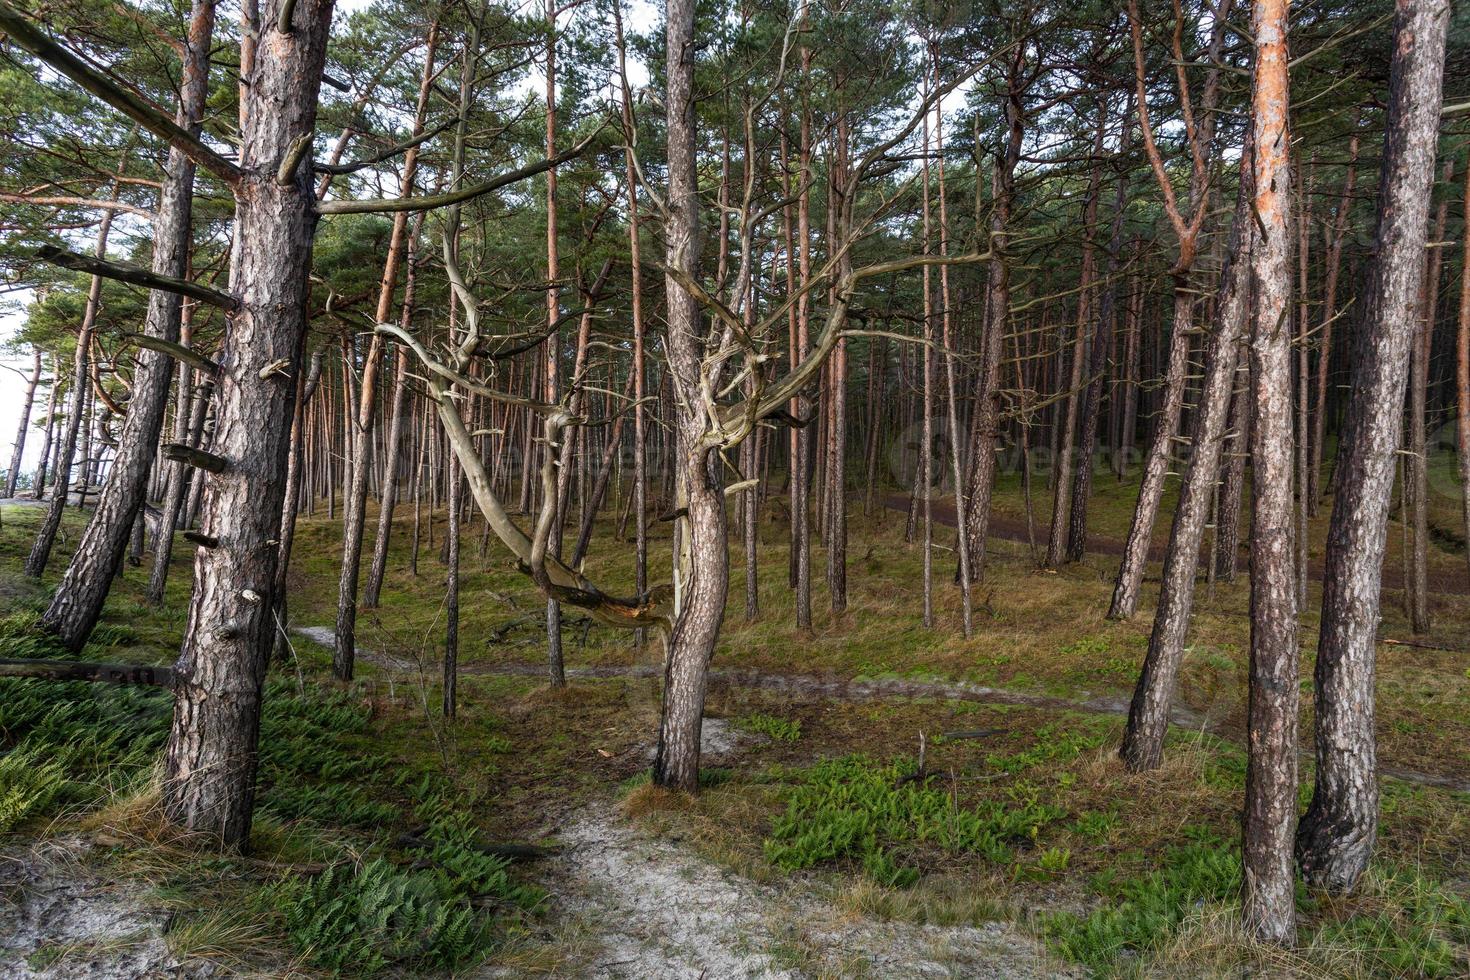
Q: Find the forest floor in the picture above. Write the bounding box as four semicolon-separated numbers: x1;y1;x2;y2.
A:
1;468;1468;977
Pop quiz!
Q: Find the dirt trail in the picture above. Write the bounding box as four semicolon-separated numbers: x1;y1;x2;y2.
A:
885;493;1470;596
529;806;1080;979
0;837;215;979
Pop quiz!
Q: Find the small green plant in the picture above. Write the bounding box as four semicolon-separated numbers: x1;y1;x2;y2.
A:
1045;836;1240;970
0;747;67;834
764;755;1065;887
740;712;802;742
1037;846;1071;873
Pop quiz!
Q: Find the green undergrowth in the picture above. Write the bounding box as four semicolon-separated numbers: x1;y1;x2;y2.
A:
764;755;1069;888
0;611;543;975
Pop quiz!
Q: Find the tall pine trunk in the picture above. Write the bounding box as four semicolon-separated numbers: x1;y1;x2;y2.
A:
1241;4;1300;939
1296;0;1450;894
42;0;217;648
162;0;334;846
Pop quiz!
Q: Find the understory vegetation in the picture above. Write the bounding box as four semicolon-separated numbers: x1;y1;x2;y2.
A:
8;494;1464;976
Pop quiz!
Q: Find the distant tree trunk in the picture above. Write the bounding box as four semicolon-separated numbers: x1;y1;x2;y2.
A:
1214;356;1251;582
27;182;122;578
652;0;725;792
148;371;214;603
32;356;59;495
1297;0;1450;894
932;64;972;636
1310;129;1358;512
444;457;460;718
5;349;42;498
1405;159;1450;634
363;211;428;609
1121;128;1254;773
41;0;218;649
333;23;437;679
1047;99;1105;567
793;54;814;629
161;0;334;847
269;352;322;659
1240;3;1299;941
1068;111;1132;561
963;59;1024;581
1458;158;1470;579
920;83;935;627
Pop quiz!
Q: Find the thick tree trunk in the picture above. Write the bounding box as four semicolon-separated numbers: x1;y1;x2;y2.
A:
161;0;334;847
1121;130;1254;773
1297;0;1449;894
1241;6;1299;941
41;0;217;649
652;0;724;792
5;349;42;498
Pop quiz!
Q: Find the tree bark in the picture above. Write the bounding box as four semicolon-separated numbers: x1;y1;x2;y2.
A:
41;0;217;649
652;0;725;792
1296;0;1450;894
1241;3;1299;940
161;0;334;847
1121;128;1254;773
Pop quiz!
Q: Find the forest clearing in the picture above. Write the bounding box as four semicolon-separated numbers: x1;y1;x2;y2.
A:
1;0;1469;975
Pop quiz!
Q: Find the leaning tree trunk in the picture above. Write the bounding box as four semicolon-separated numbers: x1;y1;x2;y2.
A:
333;28;436;679
1067;114;1132;562
1296;0;1450;894
31;356;59;496
5;349;42;498
651;0;726;792
963;65;1023;580
1214;355;1251;582
26;196;119;578
41;0;217;649
162;0;334;847
1240;4;1300;941
1120;128;1254;773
